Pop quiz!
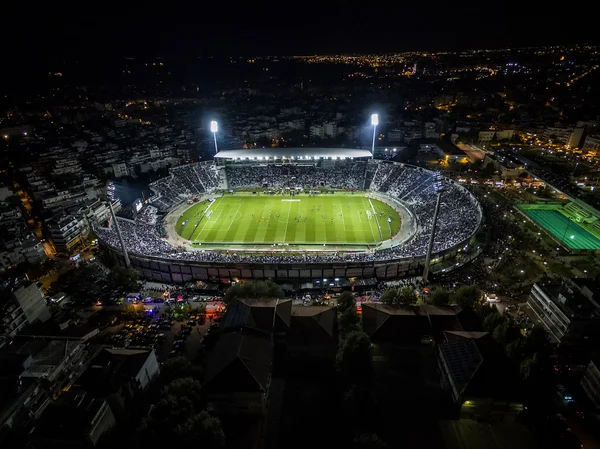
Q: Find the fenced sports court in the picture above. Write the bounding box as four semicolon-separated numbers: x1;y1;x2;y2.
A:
517;204;600;251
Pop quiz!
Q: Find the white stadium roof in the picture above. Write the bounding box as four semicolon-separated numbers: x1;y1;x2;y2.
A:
214;148;372;160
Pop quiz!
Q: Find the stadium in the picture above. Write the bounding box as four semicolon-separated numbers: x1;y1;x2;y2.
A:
97;148;483;283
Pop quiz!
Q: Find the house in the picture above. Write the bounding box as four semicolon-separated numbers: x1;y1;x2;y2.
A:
204;329;273;415
221;298;291;334
362;303;462;343
76;347;159;414
288;306;336;360
33;389;116;448
438;331;524;421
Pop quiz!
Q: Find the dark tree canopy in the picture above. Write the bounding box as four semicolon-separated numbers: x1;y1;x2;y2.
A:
337;331;373;383
175;411;225;448
451;285;480;309
162;377;202;407
223;280;283;303
430;288;450;306
107;266;140;292
397;286;418;305
340;306;361;336
379;289;397;306
353;433;388;449
380;286;417;306
159;356;201;386
337;291;356;313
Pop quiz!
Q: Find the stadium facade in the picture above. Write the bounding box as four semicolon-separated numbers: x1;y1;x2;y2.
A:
98;148;483;283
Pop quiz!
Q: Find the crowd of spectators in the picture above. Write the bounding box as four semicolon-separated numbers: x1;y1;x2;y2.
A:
148;162;220;211
225;161;366;190
98;160;482;265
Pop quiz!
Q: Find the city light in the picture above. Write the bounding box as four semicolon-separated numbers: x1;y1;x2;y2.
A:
371;113;378;126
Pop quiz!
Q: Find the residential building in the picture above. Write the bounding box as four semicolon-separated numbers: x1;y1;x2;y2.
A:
567;127;586;149
478;131;495;142
581;356;600;410
438;331;524;421
584;135;600;152
204;329;273;414
76;347;159;417
387;129;404;142
361;303;462;344
527;280;600;344
111;162;129;178
221;298;292;335
288;306;336;360
33;390;116;448
46;215;88;253
0;282;50;336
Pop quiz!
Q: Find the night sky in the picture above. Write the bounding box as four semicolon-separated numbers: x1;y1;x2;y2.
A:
2;2;598;62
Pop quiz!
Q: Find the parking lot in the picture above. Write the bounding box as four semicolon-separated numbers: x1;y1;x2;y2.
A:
98;303;222;362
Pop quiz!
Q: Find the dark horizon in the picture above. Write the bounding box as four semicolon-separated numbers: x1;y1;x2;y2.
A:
3;2;599;60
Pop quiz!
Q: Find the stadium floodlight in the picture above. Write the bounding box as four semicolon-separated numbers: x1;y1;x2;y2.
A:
210;120;218;154
423;172;445;283
370;113;378;158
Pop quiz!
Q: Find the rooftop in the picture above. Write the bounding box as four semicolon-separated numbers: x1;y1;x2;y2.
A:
77;347;155;395
214;148;372;160
204;330;272;393
536;282;600;320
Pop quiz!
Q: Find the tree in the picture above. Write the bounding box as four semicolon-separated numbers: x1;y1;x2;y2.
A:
353;433;388;449
160;356;201;385
451;285;480;309
107;266;140;292
175;411;225;448
340;307;361;336
505;338;524;361
483;311;505;332
520;353;540;383
139;395;195;443
430;288;450;306
397;286;418;305
223;280;283;304
162;377;202;407
492;320;519;346
523;326;550;358
337;331;373;383
379;288;397;305
337;291;356;313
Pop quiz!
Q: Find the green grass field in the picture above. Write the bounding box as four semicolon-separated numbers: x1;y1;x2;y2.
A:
518;205;600;250
176;193;401;246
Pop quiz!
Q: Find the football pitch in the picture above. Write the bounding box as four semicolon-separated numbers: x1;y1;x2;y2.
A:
176;193;401;246
518;205;600;250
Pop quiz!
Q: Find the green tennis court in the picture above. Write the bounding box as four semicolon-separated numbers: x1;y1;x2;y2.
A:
522;209;600;250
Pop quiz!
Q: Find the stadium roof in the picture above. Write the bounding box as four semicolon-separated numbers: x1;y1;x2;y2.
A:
214;148;372;160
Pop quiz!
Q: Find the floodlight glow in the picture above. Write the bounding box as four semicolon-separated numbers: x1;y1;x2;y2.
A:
210;121;218;133
371;113;379;126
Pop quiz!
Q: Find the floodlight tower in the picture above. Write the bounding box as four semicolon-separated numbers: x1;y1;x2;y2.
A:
105;183;130;268
210;120;219;155
422;172;445;283
370;113;378;158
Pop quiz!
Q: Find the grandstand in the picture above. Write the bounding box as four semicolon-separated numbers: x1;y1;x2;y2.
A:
96;148;483;282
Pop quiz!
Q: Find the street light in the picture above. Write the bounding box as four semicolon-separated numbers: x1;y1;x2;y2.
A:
210;120;218;154
371;113;378;157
